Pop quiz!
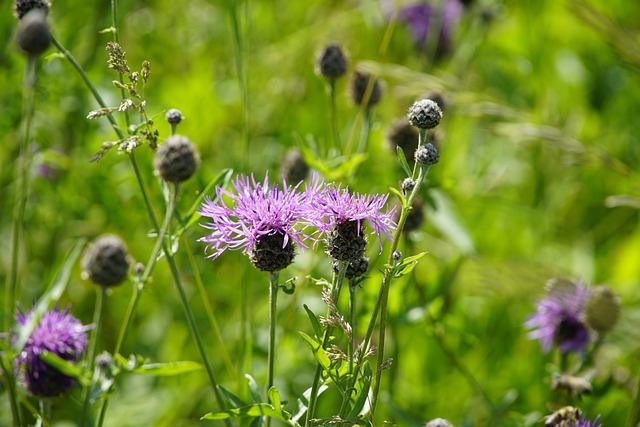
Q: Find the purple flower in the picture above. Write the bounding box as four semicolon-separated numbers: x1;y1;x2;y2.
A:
526;281;591;354
14;306;90;397
198;173;324;271
314;184;396;261
569;414;602;427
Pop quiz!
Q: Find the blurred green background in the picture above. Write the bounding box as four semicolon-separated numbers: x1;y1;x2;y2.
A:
1;0;640;425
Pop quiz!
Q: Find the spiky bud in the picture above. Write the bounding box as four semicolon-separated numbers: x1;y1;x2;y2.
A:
326;220;367;262
16;9;50;56
350;71;382;108
280;148;310;185
82;235;130;287
317;44;348;80
165;109;183;126
14;0;50;20
249;232;295;272
415;143;439;166
585;285;621;333
402;178;415;195
154;135;200;183
408;98;443;129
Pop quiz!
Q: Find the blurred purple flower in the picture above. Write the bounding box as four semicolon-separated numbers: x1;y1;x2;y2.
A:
198;173;324;262
14;306;90;397
389;0;463;56
314;184;397;250
569;414;602;427
526;281;591;354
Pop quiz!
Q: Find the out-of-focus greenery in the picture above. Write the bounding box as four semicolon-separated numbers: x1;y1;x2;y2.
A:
1;0;639;426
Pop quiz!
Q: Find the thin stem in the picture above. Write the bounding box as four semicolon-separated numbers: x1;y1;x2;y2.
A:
628;365;640;427
0;354;22;427
305;261;347;426
80;287;108;426
267;272;279;393
38;399;51;427
328;79;339;156
347;281;357;378
6;56;37;337
165;184;230;425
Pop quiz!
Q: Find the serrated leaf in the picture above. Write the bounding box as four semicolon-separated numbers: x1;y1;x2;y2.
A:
303;305;323;339
396;146;413;177
201;403;298;426
39;352;90;387
298;332;332;371
14;240;86;354
131;361;202;376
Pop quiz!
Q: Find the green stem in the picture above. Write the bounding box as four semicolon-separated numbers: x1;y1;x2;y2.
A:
328;79;339;156
305;261;347;426
39;399;51;427
347;281;357;378
80;287;108;426
0;354;22;427
628;365;640;427
267;272;279;393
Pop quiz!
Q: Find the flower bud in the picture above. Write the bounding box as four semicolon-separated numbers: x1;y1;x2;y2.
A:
14;0;50;20
415;143;439;166
154;135;200;183
585;285;621;333
165;108;183;126
350;71;382;108
408;98;443;129
317;44;347;80
16;9;50;56
82;235;131;287
402;178;415;195
280;148;309;185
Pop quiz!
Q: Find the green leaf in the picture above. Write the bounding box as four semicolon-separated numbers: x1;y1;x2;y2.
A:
267;387;285;416
292;384;329;424
131;361;202;376
388;186;406;206
396;145;413;178
245;374;263;403
347;362;373;419
303;305;323;339
39;352;90;387
201;403;298;426
14;239;86;354
219;385;249;409
298;332;332;371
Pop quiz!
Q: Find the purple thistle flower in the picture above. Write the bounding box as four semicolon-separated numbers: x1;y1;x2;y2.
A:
14;306;90;397
198;172;324;271
314;184;396;261
569;414;602;427
526;281;591;354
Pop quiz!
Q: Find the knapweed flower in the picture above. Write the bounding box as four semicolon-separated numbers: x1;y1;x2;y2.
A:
317;44;348;80
350;71;382;108
154;135;200;183
14;0;51;20
82;234;131;287
14;307;90;397
315;185;396;262
569;414;602;427
526;280;591;353
16;9;50;56
198;173;323;272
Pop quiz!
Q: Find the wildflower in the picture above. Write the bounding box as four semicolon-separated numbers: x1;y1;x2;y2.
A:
198;173;323;272
585;285;620;333
82;234;131;287
280;148;310;185
408;98;443;130
415;143;439;165
16;9;50;56
315;184;396;261
154;135;200;183
14;307;90;397
14;0;50;20
350;71;382;108
568;414;602;427
317;44;348;80
526;280;591;353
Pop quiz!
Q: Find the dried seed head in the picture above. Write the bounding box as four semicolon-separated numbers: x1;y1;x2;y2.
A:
317;44;348;80
408;98;443;129
249;232;295;272
326;220;367;262
82;235;130;287
350;71;382;108
415;143;439;166
14;0;50;20
16;9;50;56
280;148;310;185
585;285;621;333
165;109;183;126
154;135;200;183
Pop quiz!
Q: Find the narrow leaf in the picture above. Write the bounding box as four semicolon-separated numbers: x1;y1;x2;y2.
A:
298;332;332;371
219;385;249;408
303;305;323;339
245;374;263;404
131;361;202;376
396;145;413;177
292;385;328;423
267;387;285;416
201;404;297;426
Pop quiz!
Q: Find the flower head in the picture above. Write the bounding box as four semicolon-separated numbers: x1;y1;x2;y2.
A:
526;280;591;353
14;306;90;397
315;184;396;260
198;173;323;271
82;234;131;287
317;44;348;80
154;135;200;183
569;414;602;427
16;9;50;57
14;0;51;20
